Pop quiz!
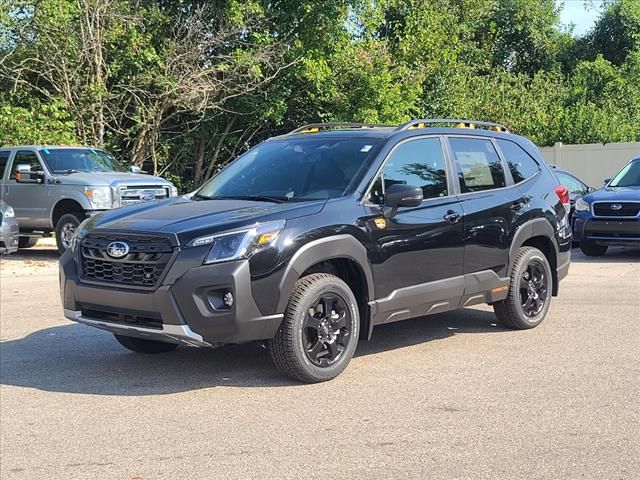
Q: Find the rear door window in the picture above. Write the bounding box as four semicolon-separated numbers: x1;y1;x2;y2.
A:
0;151;10;180
496;139;540;183
449;137;506;193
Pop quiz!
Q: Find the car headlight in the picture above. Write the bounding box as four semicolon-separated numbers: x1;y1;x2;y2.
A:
85;186;112;209
189;220;286;264
574;197;590;212
3;205;15;218
69;218;92;253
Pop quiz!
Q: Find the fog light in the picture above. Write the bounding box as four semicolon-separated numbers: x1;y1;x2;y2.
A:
223;291;234;307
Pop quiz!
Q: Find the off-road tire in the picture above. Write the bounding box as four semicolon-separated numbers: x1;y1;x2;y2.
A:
55;212;85;254
494;247;552;330
579;241;608;257
114;334;179;353
18;237;38;249
269;273;359;383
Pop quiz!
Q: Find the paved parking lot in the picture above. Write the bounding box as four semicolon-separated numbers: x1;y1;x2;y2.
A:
1;245;638;479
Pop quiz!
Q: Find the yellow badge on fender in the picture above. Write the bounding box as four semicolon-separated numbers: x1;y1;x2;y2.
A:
374;218;387;229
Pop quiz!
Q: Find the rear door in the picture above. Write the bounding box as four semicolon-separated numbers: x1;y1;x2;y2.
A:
446;136;522;279
363;136;465;321
4;150;50;228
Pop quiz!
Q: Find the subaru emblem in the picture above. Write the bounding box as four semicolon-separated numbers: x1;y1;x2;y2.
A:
610;203;623;211
140;191;156;202
106;241;130;259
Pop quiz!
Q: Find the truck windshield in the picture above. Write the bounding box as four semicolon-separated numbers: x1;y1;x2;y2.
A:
195;137;381;201
40;148;126;174
609;159;640;187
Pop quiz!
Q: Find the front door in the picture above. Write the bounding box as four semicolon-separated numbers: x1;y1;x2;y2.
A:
363;136;465;323
4;150;51;228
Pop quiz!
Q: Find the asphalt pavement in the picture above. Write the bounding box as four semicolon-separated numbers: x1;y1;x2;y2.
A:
1;245;638;479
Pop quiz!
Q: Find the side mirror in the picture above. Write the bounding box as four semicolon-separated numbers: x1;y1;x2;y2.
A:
130;165;143;173
603;178;611;186
383;184;423;217
15;165;44;184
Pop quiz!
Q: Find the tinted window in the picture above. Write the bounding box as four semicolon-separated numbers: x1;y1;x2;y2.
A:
197;138;381;201
496;139;540;183
10;151;42;180
450;137;505;193
555;171;587;195
0;151;9;180
369;138;448;204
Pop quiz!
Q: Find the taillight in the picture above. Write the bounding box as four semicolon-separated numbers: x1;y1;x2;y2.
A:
555;185;570;211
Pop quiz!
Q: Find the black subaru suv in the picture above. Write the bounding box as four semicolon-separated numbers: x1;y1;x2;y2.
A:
59;120;572;383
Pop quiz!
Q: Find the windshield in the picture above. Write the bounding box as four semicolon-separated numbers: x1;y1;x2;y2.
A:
40;148;126;173
195;137;382;201
609;159;640;187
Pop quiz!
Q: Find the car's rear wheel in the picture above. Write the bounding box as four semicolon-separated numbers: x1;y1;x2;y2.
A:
579;241;608;257
18;237;38;249
55;212;85;254
114;334;179;353
269;273;359;383
494;247;552;330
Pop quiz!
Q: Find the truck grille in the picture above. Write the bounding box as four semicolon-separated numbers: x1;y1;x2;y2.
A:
593;202;640;217
80;232;174;289
119;186;170;206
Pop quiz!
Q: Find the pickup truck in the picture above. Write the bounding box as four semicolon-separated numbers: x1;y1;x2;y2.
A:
0;146;178;253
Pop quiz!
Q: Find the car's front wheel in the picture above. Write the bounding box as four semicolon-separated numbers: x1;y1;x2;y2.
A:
579;241;608;257
55;212;85;254
269;273;359;383
114;334;179;353
494;246;553;330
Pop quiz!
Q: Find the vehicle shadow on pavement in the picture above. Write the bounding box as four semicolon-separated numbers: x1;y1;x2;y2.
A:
571;247;640;264
0;308;502;394
0;248;59;264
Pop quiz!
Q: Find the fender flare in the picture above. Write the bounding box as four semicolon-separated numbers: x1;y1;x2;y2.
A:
509;218;559;272
276;234;375;313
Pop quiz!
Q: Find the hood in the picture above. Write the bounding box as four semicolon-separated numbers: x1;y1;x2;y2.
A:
88;196;326;244
54;171;172;187
584;186;640;203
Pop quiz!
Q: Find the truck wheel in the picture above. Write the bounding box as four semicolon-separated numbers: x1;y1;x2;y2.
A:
55;212;85;254
579;241;608;257
114;334;179;353
269;273;359;383
18;237;38;249
494;247;552;330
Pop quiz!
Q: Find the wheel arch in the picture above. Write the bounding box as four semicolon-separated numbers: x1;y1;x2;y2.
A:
510;219;560;296
51;198;87;227
277;235;374;340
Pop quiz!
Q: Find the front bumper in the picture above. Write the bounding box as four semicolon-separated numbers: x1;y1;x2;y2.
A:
0;221;19;254
573;215;640;246
60;249;283;346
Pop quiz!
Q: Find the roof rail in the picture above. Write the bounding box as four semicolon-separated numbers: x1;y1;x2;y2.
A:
289;123;395;134
395;119;510;133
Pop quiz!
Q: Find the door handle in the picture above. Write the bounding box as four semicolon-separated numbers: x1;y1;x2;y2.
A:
443;210;462;224
511;201;526;211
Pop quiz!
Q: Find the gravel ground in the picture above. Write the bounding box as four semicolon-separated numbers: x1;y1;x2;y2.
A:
1;244;638;479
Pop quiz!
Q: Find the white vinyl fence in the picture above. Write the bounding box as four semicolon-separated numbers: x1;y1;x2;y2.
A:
538;142;640;187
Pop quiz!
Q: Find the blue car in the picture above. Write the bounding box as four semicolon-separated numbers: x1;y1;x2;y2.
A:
573;156;640;256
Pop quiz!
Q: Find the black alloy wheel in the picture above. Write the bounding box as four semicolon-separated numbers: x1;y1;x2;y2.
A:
303;293;352;367
519;260;549;317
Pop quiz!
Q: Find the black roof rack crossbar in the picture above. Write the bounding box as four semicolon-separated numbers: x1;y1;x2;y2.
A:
289;123;395;134
395;119;510;133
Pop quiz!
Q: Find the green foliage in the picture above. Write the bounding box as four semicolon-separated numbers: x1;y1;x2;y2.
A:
1;0;638;186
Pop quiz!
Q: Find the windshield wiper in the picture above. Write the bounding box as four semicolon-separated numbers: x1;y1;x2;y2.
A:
201;195;292;203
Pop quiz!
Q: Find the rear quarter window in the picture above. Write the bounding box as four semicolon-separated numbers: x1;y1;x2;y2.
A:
496;139;540;183
0;151;10;180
